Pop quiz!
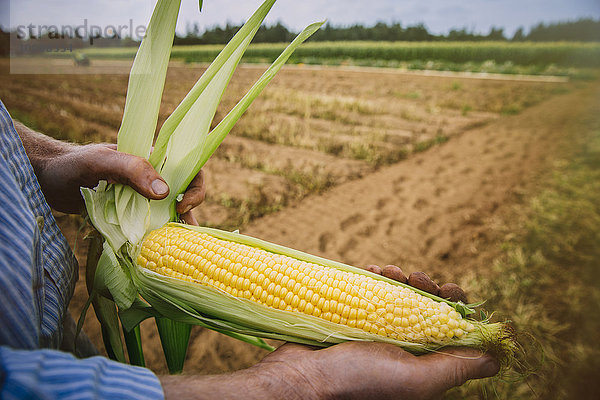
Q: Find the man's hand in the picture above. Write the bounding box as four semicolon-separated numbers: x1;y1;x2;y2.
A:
160;342;499;400
261;342;499;400
15;122;205;222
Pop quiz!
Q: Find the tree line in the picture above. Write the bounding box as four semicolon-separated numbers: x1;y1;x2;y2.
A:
1;17;597;56
175;18;600;45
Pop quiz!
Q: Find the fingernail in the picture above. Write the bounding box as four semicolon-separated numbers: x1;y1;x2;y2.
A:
181;204;192;214
151;179;169;196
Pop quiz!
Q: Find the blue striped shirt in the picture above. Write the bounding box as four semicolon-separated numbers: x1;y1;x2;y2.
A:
0;101;163;399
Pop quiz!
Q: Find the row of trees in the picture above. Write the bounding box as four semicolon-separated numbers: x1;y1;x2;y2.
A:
1;18;597;55
175;18;600;45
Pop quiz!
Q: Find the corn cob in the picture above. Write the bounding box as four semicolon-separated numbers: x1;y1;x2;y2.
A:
137;225;479;345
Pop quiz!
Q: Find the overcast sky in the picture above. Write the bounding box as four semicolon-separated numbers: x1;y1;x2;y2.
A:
2;0;600;38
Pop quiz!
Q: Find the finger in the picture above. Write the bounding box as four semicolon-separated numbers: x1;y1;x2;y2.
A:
421;348;500;391
407;271;440;296
275;342;318;354
262;342;315;363
91;147;170;200
381;265;408;283
180;211;198;226
364;264;382;274
176;169;206;215
438;283;468;303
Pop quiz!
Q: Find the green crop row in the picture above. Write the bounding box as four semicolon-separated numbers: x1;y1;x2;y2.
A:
76;41;600;68
172;41;600;67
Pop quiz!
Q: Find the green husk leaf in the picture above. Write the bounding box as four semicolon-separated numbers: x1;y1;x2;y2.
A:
81;183;127;251
120;296;274;351
155;318;191;374
93;294;126;363
119;298;160;331
75;291;95;354
114;186;150;249
123;324;146;367
148;0;277;170
94;242;137;310
188;21;326;190
112;0;182;246
146;0;278;231
117;0;181;158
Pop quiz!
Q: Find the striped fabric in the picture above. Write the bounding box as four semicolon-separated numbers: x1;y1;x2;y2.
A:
0;348;163;400
0;101;164;399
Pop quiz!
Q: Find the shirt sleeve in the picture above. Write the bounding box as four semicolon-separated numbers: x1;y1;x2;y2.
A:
0;346;164;400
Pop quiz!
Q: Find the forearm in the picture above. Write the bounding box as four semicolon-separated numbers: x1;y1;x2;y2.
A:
13;121;76;177
159;362;312;400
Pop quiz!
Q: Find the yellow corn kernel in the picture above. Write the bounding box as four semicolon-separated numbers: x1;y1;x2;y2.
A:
138;226;469;345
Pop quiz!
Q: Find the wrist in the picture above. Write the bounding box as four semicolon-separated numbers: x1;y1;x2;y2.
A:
159;360;322;400
249;360;321;400
14;121;76;167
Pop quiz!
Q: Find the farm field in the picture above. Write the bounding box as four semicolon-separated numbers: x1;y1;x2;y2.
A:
67;41;600;74
0;59;575;228
28;40;600;80
1;59;599;398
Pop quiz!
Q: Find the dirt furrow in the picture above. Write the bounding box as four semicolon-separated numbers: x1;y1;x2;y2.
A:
244;85;598;278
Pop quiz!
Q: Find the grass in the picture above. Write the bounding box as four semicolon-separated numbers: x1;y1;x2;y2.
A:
447;119;600;399
212;187;286;231
413;134;449;153
221;152;338;195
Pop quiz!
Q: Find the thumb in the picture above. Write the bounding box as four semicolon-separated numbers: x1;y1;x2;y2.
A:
421;348;500;392
262;342;316;363
92;147;170;200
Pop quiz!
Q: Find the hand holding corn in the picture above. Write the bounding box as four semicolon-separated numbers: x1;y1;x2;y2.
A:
159;342;499;400
158;269;498;400
14;121;206;222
